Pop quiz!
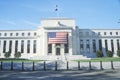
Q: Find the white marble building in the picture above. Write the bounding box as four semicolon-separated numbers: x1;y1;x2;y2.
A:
0;18;119;60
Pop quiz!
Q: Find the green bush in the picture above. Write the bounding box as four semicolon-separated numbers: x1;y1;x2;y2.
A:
96;51;103;57
4;51;11;58
117;50;120;57
106;50;113;57
14;52;21;58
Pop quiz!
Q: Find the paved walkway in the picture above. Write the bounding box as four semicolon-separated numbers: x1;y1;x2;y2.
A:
0;70;120;80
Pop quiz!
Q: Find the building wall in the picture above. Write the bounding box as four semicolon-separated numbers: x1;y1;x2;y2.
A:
0;30;39;59
0;18;120;59
79;29;120;57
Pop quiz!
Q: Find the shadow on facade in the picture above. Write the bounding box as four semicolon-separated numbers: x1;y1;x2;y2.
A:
79;29;109;58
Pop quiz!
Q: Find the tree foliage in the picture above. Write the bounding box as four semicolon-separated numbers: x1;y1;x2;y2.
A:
4;51;11;58
14;52;21;58
106;50;113;57
96;51;103;57
117;50;120;57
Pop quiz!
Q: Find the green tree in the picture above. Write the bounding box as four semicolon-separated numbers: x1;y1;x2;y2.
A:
117;50;120;57
4;51;11;58
96;51;103;57
14;51;21;58
106;50;113;57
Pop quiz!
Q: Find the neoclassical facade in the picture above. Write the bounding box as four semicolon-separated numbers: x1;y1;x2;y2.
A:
0;18;120;60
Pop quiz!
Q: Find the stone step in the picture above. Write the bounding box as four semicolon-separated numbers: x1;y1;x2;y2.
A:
30;55;90;60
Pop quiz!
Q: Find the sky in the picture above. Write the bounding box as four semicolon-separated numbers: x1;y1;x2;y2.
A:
0;0;120;30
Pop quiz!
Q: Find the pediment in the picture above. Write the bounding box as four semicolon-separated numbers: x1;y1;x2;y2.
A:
43;26;73;30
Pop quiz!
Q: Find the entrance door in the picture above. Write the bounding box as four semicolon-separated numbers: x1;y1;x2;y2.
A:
56;48;60;55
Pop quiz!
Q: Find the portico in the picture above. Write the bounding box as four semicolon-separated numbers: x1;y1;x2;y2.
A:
37;18;80;60
43;27;73;57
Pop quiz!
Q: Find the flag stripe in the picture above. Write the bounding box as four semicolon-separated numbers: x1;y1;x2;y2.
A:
48;32;68;44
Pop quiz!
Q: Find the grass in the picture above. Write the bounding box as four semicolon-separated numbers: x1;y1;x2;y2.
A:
75;57;120;62
1;57;120;62
0;58;44;62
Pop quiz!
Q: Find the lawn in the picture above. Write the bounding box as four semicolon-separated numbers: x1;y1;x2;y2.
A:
0;58;44;62
75;57;120;62
1;57;120;62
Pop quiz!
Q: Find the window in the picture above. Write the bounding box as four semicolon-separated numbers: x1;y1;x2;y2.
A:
10;33;13;36
92;32;95;36
22;33;24;36
33;40;36;53
9;40;12;53
28;32;30;36
110;32;112;35
80;40;84;53
92;40;96;52
64;44;68;53
15;40;18;53
117;39;120;50
86;32;89;36
79;32;83;36
116;32;118;35
104;32;106;35
56;44;61;55
4;33;7;36
86;40;90;53
48;44;52;54
98;32;100;35
27;40;30;53
111;40;114;52
105;40;108;52
3;40;6;53
21;40;24;53
99;39;102;51
16;33;19;36
80;40;83;44
86;40;89;44
34;32;37;36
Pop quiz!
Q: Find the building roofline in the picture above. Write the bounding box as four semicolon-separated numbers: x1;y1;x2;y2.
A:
0;29;37;31
41;17;75;20
79;29;120;30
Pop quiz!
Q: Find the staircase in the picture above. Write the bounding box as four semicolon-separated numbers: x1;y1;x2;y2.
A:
30;54;90;61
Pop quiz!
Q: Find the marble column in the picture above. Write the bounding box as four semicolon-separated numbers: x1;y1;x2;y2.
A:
30;40;33;54
113;39;118;57
83;39;86;55
44;32;48;56
90;39;93;54
0;40;3;57
24;40;27;54
102;39;106;57
68;32;72;56
108;39;112;51
96;39;99;51
52;44;55;56
11;40;15;58
61;44;64;56
6;40;9;52
18;40;21;53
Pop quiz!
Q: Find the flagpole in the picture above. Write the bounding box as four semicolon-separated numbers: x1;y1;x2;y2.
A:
55;5;59;18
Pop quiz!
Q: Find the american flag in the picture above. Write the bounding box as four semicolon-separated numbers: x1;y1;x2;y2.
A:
48;32;68;44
